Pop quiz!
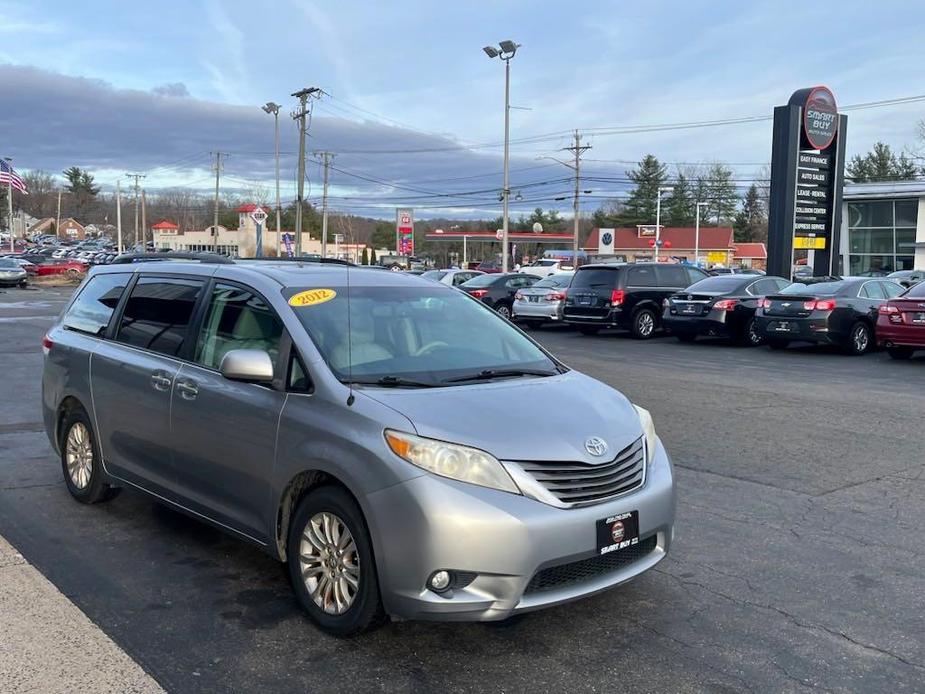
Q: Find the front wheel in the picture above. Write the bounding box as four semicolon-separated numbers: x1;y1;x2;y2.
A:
60;406;120;504
887;345;913;360
287;486;387;637
631;309;657;339
845;322;871;355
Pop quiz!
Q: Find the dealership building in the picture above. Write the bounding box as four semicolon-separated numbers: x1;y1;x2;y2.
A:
841;180;925;274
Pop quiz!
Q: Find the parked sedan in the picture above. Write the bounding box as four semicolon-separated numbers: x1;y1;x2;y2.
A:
512;272;574;328
876;280;925;359
459;272;540;319
755;278;905;355
35;259;89;278
663;274;791;345
887;269;925;289
419;268;485;287
0;258;28;287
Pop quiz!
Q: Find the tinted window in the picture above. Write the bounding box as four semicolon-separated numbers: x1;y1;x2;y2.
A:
196;283;283;370
750;279;783;295
571;268;620;289
880;281;904;299
686;267;710;284
657;265;691;288
534;273;573;289
451;273;471;285
461;273;502;288
906;282;925;298
62;273;129;336
506;276;537;289
288;353;312;392
0;258;18;268
860;282;885;299
685;276;743;293
116;277;204;356
626;266;657;287
781;281;844;296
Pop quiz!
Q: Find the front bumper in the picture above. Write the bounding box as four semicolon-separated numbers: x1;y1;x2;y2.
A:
364;439;675;622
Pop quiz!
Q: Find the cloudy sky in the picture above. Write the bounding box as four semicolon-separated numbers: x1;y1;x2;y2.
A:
2;0;923;218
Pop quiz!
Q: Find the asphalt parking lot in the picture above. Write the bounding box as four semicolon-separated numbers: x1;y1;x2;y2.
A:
1;285;924;693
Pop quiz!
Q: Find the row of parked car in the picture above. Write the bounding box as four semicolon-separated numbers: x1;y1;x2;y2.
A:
446;262;925;360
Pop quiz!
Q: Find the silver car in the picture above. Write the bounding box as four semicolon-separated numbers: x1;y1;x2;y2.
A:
512;272;574;328
0;257;28;287
419;268;485;287
42;259;675;636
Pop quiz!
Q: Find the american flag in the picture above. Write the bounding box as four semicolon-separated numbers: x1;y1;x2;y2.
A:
0;160;28;194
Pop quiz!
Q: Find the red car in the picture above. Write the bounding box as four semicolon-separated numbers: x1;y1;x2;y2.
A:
877;280;925;359
35;259;89;278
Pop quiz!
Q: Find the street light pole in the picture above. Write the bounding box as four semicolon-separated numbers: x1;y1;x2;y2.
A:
694;201;709;267
654;186;673;262
483;40;520;273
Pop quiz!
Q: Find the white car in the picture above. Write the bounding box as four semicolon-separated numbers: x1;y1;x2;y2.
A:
419;268;485;287
521;259;573;278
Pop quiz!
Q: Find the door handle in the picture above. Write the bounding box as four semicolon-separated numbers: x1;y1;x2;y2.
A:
176;380;199;400
150;373;172;391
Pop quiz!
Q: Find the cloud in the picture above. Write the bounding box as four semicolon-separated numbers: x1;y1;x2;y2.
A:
152;82;190;98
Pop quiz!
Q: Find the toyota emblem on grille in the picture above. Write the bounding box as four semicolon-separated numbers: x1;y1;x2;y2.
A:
585;437;608;457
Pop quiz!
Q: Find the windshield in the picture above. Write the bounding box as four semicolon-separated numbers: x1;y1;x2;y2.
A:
0;258;18;268
287;284;558;385
571;268;620;289
420;270;447;281
781;281;844;296
533;274;573;289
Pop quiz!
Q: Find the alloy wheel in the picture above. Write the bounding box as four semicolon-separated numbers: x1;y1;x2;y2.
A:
637;311;655;337
299;512;360;615
65;422;93;489
853;325;869;353
497;305;511;319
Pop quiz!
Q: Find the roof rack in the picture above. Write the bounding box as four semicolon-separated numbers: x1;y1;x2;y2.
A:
110;251;234;265
237;256;356;266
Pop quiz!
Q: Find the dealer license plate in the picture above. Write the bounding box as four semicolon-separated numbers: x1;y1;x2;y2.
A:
774;321;794;332
682;304;699;314
596;510;640;555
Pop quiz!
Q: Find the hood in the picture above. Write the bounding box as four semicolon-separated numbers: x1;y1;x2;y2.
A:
361;370;643;463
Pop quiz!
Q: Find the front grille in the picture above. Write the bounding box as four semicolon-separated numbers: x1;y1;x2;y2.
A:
524;535;658;594
519;436;645;506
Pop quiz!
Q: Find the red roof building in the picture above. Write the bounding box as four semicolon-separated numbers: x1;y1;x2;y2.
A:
151;219;179;230
584;226;735;253
732;243;767;271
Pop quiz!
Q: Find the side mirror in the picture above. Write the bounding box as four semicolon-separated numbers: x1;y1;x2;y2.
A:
219;349;274;383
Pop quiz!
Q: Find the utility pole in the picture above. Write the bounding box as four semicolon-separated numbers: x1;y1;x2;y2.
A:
316;151;333;258
211;152;225;254
55;189;61;239
563;130;591;267
694;201;709;268
125;173;145;249
291;87;322;256
141;188;147;248
116;180;123;253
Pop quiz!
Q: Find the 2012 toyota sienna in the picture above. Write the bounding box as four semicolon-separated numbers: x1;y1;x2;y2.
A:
42;255;676;636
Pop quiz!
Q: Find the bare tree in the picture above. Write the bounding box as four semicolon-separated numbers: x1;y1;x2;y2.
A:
20;170;58;219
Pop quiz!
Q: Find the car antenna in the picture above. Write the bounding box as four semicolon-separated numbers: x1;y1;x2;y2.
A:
346;258;355;407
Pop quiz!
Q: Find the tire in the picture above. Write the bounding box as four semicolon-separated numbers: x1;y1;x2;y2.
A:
845;321;871;356
676;332;697;343
496;304;512;320
578;326;601;336
287;486;387;637
736;318;763;347
59;405;121;504
631;308;657;340
887;346;914;360
768;339;789;350
66;268;79;279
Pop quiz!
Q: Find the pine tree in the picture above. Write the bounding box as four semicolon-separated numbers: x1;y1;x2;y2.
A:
361;247;369;265
665;172;694;226
733;184;767;242
847;142;919;182
701;164;738;225
623;155;668;224
370;248;377;265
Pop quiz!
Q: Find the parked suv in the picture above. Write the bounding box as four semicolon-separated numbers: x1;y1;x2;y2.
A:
564;263;709;338
42;258;675;636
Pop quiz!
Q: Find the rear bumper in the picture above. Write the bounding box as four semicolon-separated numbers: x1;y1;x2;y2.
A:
364;439;675;622
876;320;925;348
662;311;732;336
754;314;844;344
563;307;626;326
513;300;563;321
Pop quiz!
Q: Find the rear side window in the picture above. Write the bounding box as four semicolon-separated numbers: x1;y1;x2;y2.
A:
906;282;925;298
115;277;204;357
62;273;129;336
880;282;904;299
571;268;620;289
195;283;284;370
686;267;709;284
656;265;689;288
750;278;783;295
626;266;657;287
860;282;886;299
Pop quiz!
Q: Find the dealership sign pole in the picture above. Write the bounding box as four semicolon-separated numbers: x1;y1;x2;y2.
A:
767;86;847;278
396;208;414;256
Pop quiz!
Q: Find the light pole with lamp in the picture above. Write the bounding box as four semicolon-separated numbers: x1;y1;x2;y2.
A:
694;201;709;267
654;186;673;262
483;39;520;273
262;102;282;257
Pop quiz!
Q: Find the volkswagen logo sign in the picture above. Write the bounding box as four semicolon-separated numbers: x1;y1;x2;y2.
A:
585;437;608;457
601;231;613;246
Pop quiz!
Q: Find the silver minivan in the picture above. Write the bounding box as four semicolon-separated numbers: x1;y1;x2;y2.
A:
42;257;675;636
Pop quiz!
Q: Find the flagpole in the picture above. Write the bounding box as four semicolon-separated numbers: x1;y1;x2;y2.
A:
6;157;13;253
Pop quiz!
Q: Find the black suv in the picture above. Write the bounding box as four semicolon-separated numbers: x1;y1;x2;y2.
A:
564;263;709;338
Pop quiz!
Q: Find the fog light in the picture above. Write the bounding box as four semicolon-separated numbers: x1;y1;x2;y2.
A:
429;570;451;592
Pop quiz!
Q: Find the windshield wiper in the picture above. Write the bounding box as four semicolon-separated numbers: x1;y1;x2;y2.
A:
442;368;558;384
348;375;440;389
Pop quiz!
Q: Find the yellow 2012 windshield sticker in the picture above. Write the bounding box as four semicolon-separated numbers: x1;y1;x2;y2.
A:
288;289;337;307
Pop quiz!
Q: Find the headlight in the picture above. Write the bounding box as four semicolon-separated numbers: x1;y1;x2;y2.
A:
384;430;520;494
633;405;657;463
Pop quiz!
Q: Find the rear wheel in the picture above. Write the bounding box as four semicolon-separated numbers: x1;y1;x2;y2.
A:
845;321;871;355
631;308;657;339
59;406;120;504
768;339;789;350
287;486;387;637
578;326;601;336
887;345;913;360
675;332;697;343
496;304;512;320
736;318;763;347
